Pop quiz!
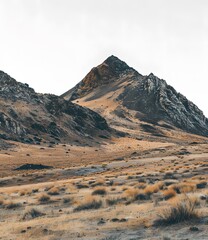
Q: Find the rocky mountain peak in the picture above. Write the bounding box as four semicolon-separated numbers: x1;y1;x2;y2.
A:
103;55;132;74
62;56;139;100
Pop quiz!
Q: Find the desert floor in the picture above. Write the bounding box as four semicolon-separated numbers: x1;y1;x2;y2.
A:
0;137;208;240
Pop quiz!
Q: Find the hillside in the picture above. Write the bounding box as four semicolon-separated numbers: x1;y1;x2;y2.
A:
0;70;111;146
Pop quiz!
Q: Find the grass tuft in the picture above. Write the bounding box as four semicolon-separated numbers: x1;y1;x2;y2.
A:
38;193;51;203
154;195;199;225
48;187;60;196
74;197;102;212
163;188;176;200
92;187;107;196
4;201;22;209
23;207;45;220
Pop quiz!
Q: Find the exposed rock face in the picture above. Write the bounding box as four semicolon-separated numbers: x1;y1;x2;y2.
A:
0;71;110;144
0;71;38;102
63;56;208;137
119;73;208;136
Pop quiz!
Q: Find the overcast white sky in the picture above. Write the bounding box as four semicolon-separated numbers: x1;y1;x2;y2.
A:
0;0;208;116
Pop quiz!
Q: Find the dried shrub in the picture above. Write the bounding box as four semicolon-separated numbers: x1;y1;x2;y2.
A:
171;183;196;194
74;197;102;212
23;207;45;220
154;195;199;225
163;189;177;200
4;201;22;209
124;188;140;201
144;182;164;196
196;181;207;189
76;183;89;189
106;197;125;206
48;187;60;196
92;187;107;196
0;196;4;205
63;197;72;204
38;193;50;203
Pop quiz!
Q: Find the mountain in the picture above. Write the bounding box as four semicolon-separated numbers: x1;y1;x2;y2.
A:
62;55;139;101
62;56;208;138
0;70;111;145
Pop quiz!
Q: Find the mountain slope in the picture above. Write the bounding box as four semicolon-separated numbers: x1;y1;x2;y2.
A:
0;70;110;145
63;56;208;138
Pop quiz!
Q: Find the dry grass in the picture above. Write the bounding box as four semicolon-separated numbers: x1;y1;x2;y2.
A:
163;188;177;200
0;140;207;239
171;183;196;194
48;187;60;195
196;181;207;189
38;193;51;203
76;183;89;189
144;182;164;196
106;196;125;206
74;196;102;212
19;189;28;196
155;195;200;225
0;196;4;205
63;197;72;204
123;187;148;201
3;200;22;209
124;188;140;201
92;187;107;196
23;207;45;220
91;178;105;187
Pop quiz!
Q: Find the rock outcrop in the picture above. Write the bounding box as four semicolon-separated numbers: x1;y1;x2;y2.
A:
119;73;208;136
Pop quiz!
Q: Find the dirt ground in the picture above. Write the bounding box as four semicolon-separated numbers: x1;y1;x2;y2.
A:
0;136;207;240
